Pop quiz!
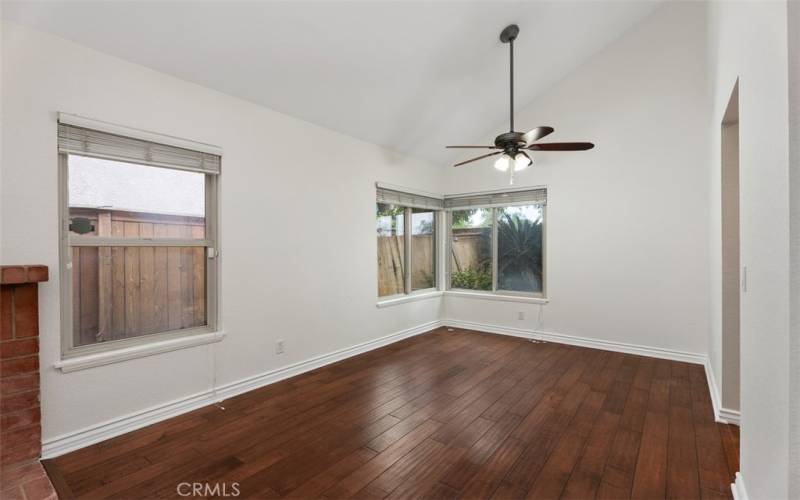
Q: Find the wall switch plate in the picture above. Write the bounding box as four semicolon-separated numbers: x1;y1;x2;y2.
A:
518;311;525;320
276;340;285;355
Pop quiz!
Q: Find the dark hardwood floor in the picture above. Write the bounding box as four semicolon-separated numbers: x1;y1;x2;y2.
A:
43;327;739;499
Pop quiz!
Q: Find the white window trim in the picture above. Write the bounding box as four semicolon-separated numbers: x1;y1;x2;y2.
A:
54;330;226;373
58;112;222;157
376;290;443;309
443;290;548;305
57;126;221;362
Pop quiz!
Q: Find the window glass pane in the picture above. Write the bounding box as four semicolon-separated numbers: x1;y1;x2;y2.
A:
450;208;492;291
411;208;435;290
68;154;205;239
377;203;405;297
71;246;207;346
497;205;544;293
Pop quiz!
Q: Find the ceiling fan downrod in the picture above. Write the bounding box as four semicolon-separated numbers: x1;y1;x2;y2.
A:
500;24;519;132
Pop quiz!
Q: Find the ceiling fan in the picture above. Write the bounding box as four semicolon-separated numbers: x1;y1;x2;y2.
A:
446;24;594;181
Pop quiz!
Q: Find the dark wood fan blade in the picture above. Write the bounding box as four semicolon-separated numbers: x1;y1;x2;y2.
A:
454;151;501;167
527;142;594;151
446;145;498;149
522;126;554;145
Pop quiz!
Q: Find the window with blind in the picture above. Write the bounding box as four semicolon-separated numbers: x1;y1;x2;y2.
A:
376;187;441;297
58;119;220;356
446;188;546;297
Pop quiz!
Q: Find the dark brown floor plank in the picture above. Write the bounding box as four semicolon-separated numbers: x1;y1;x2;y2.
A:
560;410;621;499
719;423;740;479
438;412;522;490
630;411;669;499
491;348;597;498
323;419;442;498
630;358;672;498
596;355;653;498
360;437;446;497
666;362;701;500
284;447;377;499
524;390;606;499
458;437;526;499
667;405;701;499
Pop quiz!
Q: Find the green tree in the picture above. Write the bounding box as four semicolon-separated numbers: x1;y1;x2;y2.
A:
451;208;490;229
376;203;404;234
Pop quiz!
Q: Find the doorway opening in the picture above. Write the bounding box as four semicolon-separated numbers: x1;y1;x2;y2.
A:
721;80;740;420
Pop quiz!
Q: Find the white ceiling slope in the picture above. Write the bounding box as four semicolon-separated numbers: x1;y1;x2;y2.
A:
2;1;660;166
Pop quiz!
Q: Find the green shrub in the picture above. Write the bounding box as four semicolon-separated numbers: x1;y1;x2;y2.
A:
451;267;492;291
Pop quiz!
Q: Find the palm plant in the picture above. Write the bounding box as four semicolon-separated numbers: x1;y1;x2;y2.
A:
497;211;543;291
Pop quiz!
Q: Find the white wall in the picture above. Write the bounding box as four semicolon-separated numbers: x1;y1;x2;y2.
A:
706;1;791;498
0;21;445;441
442;2;710;358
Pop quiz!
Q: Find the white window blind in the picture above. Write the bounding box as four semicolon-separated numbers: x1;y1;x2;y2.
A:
444;188;547;209
376;187;444;210
58;123;221;174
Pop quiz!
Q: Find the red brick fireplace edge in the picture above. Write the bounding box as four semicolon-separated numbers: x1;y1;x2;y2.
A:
1;265;57;499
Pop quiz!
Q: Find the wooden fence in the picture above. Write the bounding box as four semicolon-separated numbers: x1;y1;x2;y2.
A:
449;228;490;273
377;235;436;296
377;229;488;296
69;207;206;346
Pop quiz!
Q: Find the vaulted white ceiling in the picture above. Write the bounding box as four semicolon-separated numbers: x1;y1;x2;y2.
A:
2;1;660;166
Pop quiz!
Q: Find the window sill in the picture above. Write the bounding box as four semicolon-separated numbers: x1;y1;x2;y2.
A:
443;290;549;305
376;291;443;308
54;331;226;373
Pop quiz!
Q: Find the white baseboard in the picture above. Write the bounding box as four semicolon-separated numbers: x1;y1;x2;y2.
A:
704;358;725;422
442;319;706;365
703;358;741;425
731;472;748;500
212;319;440;401
719;407;741;425
41;320;442;459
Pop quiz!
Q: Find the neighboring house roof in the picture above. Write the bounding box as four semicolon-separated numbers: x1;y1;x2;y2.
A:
68;155;204;217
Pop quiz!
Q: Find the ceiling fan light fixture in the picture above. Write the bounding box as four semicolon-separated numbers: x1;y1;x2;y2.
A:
494;154;512;172
514;152;532;171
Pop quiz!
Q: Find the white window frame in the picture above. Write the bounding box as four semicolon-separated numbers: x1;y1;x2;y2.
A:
376;187;442;300
57;122;220;360
445;191;547;300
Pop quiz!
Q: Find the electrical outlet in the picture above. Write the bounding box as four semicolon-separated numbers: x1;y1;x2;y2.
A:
276;340;285;355
518;311;525;320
